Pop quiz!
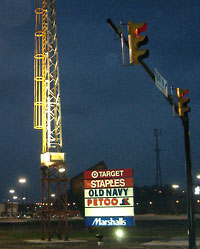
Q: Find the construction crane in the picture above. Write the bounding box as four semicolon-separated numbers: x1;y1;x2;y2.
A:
34;0;68;240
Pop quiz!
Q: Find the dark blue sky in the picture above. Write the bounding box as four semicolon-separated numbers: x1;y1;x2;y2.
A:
0;0;200;202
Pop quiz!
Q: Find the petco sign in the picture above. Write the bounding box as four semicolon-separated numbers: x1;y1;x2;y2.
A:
84;168;134;226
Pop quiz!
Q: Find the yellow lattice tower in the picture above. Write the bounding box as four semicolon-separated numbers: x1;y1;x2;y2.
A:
34;0;68;241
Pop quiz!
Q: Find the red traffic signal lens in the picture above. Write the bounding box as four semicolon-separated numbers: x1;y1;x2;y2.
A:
181;89;189;97
135;22;147;36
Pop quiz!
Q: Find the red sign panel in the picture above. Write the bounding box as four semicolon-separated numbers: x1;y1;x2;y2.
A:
84;177;133;189
84;168;133;180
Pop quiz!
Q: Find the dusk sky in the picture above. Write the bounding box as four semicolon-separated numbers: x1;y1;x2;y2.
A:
0;0;200;202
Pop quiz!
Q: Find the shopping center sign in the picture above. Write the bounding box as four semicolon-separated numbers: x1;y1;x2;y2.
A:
84;168;134;226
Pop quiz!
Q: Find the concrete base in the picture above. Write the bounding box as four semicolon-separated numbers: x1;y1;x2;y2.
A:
24;239;87;244
97;241;104;246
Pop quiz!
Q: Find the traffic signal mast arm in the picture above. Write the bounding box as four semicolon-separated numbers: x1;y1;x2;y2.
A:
107;18;195;248
106;18;179;118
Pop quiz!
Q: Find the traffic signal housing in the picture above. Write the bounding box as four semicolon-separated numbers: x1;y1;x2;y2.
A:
176;88;191;117
128;21;149;65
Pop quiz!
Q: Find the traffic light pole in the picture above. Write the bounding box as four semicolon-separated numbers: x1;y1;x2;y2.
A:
182;115;196;249
107;18;196;249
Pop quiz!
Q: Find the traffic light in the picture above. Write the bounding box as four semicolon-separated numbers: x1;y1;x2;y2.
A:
128;21;149;65
176;88;191;117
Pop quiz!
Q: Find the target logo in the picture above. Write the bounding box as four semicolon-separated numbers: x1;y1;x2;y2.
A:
91;171;98;179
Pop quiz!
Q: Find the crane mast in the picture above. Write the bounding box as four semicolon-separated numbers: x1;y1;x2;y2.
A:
34;0;68;240
34;0;62;154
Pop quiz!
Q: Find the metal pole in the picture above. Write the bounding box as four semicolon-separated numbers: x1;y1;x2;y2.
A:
11;201;13;217
47;168;51;241
41;170;45;240
21;187;24;216
182;115;197;249
64;169;68;241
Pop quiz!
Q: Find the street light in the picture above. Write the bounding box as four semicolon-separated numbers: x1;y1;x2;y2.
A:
196;175;200;180
172;184;179;189
19;178;26;184
19;178;26;216
9;189;15;194
58;167;65;173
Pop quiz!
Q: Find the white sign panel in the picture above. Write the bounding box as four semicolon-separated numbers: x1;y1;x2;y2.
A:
84;168;134;226
85;197;134;207
84;187;133;198
85;207;134;217
155;68;168;97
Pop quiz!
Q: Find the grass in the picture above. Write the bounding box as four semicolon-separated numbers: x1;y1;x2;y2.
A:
0;217;198;245
68;218;189;238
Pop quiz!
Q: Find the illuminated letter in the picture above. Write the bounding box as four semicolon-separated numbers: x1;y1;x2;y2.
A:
111;198;118;206
87;199;92;206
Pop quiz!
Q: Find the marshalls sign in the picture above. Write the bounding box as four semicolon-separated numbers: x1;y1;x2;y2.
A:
84;168;134;226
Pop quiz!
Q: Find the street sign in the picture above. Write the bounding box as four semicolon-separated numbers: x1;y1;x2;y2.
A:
84;168;134;227
155;68;168;97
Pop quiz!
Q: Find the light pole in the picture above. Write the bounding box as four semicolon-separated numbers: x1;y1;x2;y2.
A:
12;195;18;217
19;178;26;216
171;184;180;214
9;189;15;217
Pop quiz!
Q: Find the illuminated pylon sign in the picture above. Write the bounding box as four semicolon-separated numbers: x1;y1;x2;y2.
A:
84;168;134;226
128;21;149;65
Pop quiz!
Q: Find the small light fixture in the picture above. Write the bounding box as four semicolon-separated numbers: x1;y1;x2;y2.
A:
116;229;123;241
58;167;65;173
96;234;103;246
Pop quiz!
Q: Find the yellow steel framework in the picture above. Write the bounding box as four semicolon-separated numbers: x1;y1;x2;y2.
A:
34;0;46;130
34;0;68;241
34;0;62;154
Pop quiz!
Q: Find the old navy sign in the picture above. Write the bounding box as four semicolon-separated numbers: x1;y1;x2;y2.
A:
84;168;134;227
84;187;133;198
